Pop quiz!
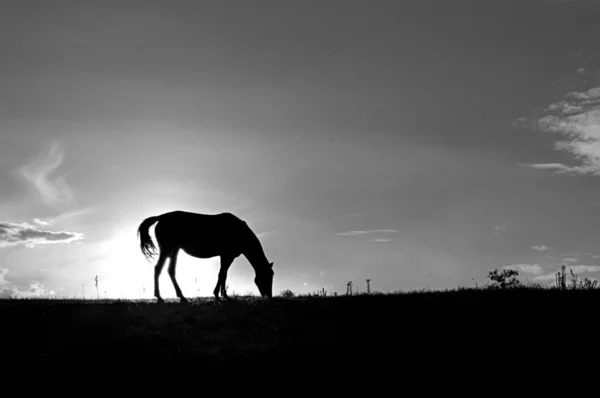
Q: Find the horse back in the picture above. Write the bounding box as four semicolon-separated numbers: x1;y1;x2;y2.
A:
155;211;247;244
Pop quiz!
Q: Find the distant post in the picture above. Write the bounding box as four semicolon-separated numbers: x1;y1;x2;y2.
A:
346;281;353;296
366;279;371;294
95;276;99;300
82;284;85;300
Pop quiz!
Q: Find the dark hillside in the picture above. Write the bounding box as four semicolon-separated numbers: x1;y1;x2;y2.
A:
1;288;598;385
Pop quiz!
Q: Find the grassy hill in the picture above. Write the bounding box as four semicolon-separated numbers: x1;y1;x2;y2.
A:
1;285;598;385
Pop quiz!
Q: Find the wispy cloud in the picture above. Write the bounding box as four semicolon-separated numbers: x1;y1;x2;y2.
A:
532;265;600;284
527;163;576;172
370;238;392;242
0;221;84;248
33;218;51;226
563;258;579;263
16;141;74;207
566;265;600;273
336;229;398;236
49;208;92;224
502;264;543;275
532;245;549;251
532;273;557;282
524;86;600;175
573;49;599;59
256;230;274;239
493;225;506;236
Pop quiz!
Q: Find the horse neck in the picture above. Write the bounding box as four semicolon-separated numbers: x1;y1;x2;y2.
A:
242;231;268;273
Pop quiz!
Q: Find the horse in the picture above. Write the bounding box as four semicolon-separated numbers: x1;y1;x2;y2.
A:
137;210;274;303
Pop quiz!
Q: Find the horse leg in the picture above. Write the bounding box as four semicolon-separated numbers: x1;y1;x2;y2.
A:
213;256;234;300
154;251;168;303
167;249;187;303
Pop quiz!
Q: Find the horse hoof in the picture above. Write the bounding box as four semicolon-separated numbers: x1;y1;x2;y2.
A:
156;298;164;304
179;297;188;303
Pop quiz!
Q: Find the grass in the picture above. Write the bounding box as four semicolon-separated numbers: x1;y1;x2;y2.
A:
2;283;599;386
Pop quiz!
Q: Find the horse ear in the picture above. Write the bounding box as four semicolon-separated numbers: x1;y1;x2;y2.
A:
269;262;274;268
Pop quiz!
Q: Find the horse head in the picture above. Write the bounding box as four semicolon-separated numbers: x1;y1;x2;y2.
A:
254;261;274;298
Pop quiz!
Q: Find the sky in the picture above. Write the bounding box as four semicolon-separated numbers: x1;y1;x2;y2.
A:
2;0;600;299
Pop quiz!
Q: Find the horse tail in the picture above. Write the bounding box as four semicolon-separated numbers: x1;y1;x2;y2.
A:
137;216;161;262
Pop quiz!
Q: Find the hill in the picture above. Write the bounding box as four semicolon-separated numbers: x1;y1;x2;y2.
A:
1;287;598;387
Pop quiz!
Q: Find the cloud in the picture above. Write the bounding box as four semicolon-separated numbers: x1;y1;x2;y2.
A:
336;229;398;236
563;258;579;263
4;281;48;298
48;208;93;224
493;225;506;236
502;264;543;275
525;86;600;175
26;281;45;297
532;265;600;284
16;141;74;207
533;273;557;282
532;245;549;251
0;221;84;248
256;230;273;239
546;101;584;114
527;163;579;173
0;269;48;298
33;218;51;226
370;238;392;242
566;265;600;273
0;268;9;289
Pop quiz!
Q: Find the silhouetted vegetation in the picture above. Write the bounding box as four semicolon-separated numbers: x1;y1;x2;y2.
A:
2;268;598;383
486;268;521;289
554;264;599;290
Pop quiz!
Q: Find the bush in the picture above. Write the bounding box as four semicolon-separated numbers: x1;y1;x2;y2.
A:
487;269;521;289
279;289;295;298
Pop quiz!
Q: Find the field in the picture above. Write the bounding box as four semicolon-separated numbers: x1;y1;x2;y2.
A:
1;287;598;387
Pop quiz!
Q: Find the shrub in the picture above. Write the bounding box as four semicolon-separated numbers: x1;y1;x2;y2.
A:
487;269;521;289
280;289;295;298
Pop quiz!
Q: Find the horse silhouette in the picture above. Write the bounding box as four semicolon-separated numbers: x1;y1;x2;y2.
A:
137;210;274;303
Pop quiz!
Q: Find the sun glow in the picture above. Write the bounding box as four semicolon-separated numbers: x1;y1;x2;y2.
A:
96;228;221;299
